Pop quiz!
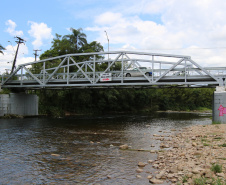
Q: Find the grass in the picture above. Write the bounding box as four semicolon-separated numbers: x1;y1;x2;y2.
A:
193;177;226;185
219;143;226;147
193;177;207;185
211;177;226;185
203;143;211;146
212;121;222;125
211;163;222;173
182;175;188;183
201;137;211;146
196;107;212;112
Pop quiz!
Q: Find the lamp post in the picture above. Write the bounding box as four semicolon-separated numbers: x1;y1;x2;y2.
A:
104;31;110;67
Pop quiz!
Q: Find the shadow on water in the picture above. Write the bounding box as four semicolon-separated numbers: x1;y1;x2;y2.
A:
0;112;211;185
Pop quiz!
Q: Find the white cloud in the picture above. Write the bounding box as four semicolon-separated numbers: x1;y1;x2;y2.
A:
86;0;226;67
5;20;23;37
28;21;53;49
94;12;123;25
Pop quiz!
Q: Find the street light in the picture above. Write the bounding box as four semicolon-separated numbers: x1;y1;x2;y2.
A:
104;31;110;66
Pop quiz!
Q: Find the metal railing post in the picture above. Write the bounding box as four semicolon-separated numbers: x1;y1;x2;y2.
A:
93;55;96;84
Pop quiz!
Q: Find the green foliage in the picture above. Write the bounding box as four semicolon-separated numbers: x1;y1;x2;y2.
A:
182;175;188;183
211;177;226;185
219;143;226;147
37;87;215;117
0;88;11;94
193;177;207;185
212;121;222;125
39;28;104;61
0;44;5;55
211;164;222;173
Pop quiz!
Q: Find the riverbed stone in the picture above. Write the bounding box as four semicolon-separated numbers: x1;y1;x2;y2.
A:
148;160;154;163
119;144;128;150
136;168;143;173
216;172;225;178
149;178;164;184
138;162;146;167
147;175;153;179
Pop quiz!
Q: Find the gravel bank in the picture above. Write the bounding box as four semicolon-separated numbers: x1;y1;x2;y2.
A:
149;124;226;184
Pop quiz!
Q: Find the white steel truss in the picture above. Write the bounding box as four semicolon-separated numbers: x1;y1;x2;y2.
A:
1;51;226;89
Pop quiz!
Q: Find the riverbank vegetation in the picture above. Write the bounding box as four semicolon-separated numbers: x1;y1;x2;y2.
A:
36;88;214;117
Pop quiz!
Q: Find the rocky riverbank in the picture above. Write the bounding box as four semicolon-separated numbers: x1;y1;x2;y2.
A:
136;124;226;184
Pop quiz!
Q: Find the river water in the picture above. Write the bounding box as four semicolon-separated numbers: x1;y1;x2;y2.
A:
0;112;211;185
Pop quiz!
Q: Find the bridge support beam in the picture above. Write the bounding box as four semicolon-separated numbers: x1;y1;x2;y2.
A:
213;87;226;123
0;93;38;117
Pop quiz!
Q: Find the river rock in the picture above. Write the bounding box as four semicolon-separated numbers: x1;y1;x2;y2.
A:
216;172;225;178
136;168;143;173
148;160;154;163
156;170;166;179
138;162;146;167
204;169;214;178
119;144;128;150
51;154;60;157
147;175;153;179
192;167;205;174
149;178;164;184
192;142;197;147
169;167;178;173
152;164;159;169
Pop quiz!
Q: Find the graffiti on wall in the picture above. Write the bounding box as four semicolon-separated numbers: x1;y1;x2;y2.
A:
218;105;226;116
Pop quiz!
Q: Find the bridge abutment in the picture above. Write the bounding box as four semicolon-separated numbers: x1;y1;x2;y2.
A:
213;87;226;123
0;93;38;117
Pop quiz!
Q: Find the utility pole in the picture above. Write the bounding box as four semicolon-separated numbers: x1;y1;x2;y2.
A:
33;49;41;61
10;36;25;74
104;31;110;67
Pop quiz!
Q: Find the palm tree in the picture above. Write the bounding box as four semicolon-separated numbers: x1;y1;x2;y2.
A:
0;44;5;55
63;28;87;52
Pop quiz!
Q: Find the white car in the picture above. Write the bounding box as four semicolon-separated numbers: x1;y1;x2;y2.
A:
125;67;152;77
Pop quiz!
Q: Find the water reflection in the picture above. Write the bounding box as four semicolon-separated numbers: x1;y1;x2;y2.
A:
0;113;211;184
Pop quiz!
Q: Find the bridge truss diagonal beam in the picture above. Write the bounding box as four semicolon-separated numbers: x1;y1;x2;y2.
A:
154;58;186;83
23;66;44;85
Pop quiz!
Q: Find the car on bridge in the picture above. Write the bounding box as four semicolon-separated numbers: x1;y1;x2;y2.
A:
125;67;152;77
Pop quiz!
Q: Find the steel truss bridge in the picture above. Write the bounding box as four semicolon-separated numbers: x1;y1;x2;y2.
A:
1;51;226;89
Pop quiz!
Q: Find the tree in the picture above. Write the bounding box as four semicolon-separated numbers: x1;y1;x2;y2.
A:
63;28;87;53
0;44;5;55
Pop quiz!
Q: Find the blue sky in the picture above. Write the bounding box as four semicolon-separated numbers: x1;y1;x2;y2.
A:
1;0;226;73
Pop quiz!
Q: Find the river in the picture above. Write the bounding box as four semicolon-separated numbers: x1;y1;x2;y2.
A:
0;112;212;185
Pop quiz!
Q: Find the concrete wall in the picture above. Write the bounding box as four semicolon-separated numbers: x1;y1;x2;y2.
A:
0;93;38;116
0;94;10;116
213;87;226;123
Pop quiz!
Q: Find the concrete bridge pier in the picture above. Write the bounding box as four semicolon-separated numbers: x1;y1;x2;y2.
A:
0;93;38;117
213;86;226;123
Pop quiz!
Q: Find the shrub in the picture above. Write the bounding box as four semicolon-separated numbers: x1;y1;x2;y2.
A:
211;164;222;173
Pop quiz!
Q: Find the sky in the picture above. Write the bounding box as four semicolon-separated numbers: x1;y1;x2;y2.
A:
1;0;226;74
